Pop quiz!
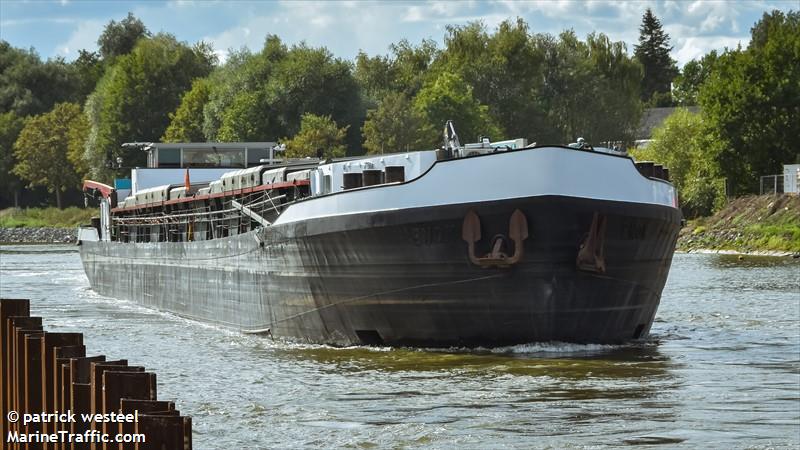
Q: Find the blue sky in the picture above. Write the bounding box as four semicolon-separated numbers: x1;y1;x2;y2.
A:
1;1;796;67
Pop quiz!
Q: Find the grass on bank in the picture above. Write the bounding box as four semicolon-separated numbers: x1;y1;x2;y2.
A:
680;194;800;253
0;207;95;228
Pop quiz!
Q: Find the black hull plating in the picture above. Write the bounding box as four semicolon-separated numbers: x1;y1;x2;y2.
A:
79;195;681;346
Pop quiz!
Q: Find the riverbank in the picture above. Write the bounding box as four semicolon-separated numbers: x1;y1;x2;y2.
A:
0;207;89;243
677;194;800;256
0;227;76;244
0;207;93;228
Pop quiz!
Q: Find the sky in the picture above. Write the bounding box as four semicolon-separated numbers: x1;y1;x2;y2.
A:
0;0;797;67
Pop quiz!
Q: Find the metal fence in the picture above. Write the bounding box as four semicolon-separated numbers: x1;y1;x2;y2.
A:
759;174;785;195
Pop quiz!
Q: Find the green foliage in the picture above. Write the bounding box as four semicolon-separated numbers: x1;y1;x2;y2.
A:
362;92;434;154
355;39;439;103
84;33;214;181
67;108;91;179
12;103;85;208
203;39;285;141
163;77;211;142
434;20;551;143
0;112;25;204
0;207;95;228
672;51;718;106
536;31;643;144
413;72;502;146
97;12;150;60
284;114;348;159
0;42;82;117
679;194;800;253
631;108;725;217
699;10;800;195
634;8;678;103
202;37;363;152
72;50;105;101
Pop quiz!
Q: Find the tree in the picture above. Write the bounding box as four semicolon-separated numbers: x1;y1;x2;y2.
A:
0;42;82;116
630;109;725;217
201;47;264;141
97;12;150;60
84;33;215;180
203;37;364;153
672;51;718;106
163;77;212;142
0;112;25;206
535;31;642;144
634;8;678;104
699;10;800;194
362;92;434;154
435;19;550;143
354;38;438;104
284;113;348;159
413;72;503;146
12;103;86;208
72;50;105;101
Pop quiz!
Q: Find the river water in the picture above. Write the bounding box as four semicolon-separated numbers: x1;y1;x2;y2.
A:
0;245;798;449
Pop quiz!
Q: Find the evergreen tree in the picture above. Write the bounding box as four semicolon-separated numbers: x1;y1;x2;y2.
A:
634;8;678;104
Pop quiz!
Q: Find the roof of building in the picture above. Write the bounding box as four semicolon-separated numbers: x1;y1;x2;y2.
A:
638;106;700;140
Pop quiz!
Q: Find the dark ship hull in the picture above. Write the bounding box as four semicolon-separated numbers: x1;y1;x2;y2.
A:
79;188;680;346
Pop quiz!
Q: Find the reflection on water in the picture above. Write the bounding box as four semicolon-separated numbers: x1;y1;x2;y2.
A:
709;252;800;269
0;246;798;448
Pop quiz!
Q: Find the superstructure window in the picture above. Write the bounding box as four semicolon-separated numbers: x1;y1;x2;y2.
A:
183;148;245;168
158;148;180;168
247;148;270;166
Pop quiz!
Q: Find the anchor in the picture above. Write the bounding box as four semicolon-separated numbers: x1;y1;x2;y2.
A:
462;209;529;268
576;212;607;273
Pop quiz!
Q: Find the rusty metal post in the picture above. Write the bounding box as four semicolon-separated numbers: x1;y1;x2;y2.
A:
11;317;43;446
53;346;86;411
117;400;175;450
42;333;84;411
89;362;139;450
69;356;106;450
101;372;156;450
38;333;83;450
1;298;29;439
134;415;191;450
24;333;46;450
2;298;192;450
51;346;85;450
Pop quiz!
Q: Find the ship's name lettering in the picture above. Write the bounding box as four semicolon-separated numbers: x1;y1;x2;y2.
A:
408;224;457;246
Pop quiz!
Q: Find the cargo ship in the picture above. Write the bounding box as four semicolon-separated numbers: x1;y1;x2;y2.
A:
78;127;681;346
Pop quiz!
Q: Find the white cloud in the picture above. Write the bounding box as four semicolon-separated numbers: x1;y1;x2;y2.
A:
9;0;794;66
673;35;744;65
55;19;104;59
